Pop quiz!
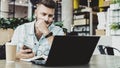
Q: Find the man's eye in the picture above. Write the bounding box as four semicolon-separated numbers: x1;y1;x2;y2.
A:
49;15;53;17
41;13;46;16
40;13;46;16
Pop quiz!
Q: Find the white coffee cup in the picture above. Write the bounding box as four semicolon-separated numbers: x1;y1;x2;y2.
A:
5;42;17;62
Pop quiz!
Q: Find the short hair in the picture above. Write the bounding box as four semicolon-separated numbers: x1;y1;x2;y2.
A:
30;0;56;9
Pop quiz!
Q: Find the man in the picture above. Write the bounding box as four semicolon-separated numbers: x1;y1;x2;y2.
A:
11;0;64;59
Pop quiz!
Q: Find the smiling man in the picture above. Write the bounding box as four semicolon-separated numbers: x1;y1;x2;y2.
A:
11;0;64;59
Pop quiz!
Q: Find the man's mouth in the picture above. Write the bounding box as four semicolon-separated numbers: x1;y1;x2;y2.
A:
45;21;49;24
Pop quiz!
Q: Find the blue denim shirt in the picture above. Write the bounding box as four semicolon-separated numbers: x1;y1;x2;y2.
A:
11;21;64;56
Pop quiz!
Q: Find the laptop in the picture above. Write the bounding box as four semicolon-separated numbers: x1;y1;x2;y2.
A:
32;36;100;66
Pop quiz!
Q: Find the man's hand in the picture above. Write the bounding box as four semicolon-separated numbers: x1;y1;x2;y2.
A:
35;19;50;36
16;45;35;59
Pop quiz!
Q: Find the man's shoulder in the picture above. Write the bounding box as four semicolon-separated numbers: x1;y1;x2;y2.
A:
50;24;62;30
15;22;32;31
49;24;64;35
16;22;33;30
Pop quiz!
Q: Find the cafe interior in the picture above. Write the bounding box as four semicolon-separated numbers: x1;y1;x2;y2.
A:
0;0;120;68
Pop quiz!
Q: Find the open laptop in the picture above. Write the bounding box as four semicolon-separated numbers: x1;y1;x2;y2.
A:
32;36;100;66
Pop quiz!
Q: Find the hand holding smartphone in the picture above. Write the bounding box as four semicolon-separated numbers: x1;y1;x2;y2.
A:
23;45;32;54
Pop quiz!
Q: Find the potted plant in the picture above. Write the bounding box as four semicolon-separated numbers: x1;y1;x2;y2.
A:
110;22;120;35
110;0;120;9
0;18;14;45
0;18;30;45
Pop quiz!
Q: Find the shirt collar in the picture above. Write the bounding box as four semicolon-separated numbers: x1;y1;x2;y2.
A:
29;20;35;35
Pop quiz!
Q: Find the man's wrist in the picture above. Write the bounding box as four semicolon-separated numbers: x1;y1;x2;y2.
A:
45;32;53;38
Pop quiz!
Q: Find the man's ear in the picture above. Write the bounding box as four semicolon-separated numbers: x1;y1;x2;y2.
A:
34;9;38;21
34;9;37;17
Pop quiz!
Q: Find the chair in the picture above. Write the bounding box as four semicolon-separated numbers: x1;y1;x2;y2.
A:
0;44;6;59
97;45;120;55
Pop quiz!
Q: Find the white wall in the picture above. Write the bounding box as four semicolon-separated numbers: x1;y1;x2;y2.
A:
0;0;9;18
62;0;73;32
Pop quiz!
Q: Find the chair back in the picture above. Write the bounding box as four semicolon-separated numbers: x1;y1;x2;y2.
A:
97;45;120;55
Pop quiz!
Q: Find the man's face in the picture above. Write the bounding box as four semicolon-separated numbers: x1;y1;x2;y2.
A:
35;4;55;26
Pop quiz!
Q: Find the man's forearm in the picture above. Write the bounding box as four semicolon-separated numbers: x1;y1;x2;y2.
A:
46;36;54;46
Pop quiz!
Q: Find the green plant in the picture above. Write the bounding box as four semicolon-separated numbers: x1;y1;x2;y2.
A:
117;0;120;3
110;22;120;30
110;0;116;4
54;21;67;33
110;0;120;4
0;18;10;29
54;21;63;28
0;18;30;29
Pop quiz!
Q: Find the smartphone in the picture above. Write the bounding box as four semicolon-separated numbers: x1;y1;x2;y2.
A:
23;45;32;54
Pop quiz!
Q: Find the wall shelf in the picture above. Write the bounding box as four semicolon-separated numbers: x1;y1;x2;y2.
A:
9;2;28;7
72;7;92;36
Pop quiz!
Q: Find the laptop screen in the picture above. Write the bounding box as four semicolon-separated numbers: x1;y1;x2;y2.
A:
46;36;100;66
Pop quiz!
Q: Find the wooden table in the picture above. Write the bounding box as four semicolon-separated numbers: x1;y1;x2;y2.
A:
0;55;120;68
